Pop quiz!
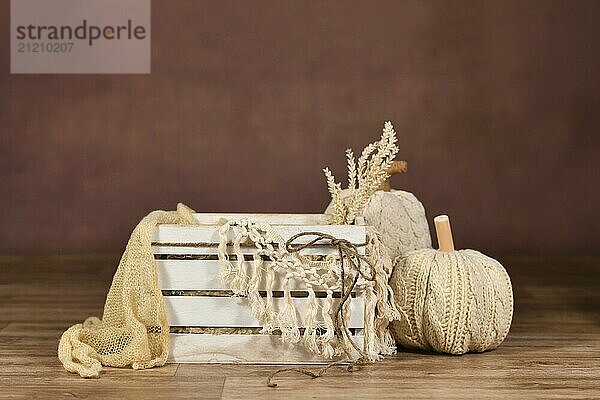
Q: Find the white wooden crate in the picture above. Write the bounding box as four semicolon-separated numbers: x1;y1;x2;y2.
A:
153;213;367;364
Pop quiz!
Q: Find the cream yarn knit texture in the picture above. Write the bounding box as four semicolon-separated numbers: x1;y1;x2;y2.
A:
58;203;198;378
362;190;432;259
325;189;432;260
389;249;513;354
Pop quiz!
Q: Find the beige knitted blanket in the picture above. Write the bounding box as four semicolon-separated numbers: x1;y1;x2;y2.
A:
58;203;197;378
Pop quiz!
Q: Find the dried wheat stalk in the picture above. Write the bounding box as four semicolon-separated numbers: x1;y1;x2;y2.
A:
324;121;399;224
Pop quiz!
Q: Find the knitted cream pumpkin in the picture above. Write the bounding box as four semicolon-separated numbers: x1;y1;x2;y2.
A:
324;161;432;260
390;215;513;354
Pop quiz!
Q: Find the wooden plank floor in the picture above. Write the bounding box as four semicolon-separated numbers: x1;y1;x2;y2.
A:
0;255;598;399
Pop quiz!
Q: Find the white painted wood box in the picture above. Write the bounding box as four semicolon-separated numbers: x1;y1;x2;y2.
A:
152;213;367;364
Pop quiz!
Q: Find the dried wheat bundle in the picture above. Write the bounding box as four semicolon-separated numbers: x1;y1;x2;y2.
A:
324;122;399;224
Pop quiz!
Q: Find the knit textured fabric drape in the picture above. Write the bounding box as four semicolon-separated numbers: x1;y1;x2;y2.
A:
58;203;197;378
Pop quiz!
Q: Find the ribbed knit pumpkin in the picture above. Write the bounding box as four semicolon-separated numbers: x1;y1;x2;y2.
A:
389;215;513;354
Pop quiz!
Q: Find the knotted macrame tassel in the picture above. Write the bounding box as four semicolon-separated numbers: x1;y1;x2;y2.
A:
247;251;266;322
365;229;402;356
319;290;336;358
368;230;401;322
334;294;355;358
302;287;319;353
278;276;300;343
262;267;277;333
261;223;287;249
231;229;250;294
217;222;236;283
363;285;381;361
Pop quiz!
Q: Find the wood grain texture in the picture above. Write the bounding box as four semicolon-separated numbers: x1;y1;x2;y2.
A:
0;255;598;399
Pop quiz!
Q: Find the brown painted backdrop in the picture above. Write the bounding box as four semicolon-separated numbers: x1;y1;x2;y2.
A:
1;0;599;255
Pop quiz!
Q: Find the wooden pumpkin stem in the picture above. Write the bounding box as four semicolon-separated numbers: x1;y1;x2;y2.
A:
378;160;408;192
434;215;455;252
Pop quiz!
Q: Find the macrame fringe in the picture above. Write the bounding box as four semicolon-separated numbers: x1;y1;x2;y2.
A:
335;290;355;358
231;230;250;294
366;229;402;356
303;287;319;352
262;267;276;333
363;286;379;361
320;290;336;358
218;222;237;289
279;277;301;343
217;220;400;362
247;251;265;322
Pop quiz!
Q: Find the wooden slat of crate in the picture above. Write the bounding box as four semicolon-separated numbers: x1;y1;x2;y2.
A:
164;296;365;328
157;259;268;290
167;334;364;364
152;245;344;256
191;213;327;226
152;244;346;256
152;224;365;256
157;259;340;291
